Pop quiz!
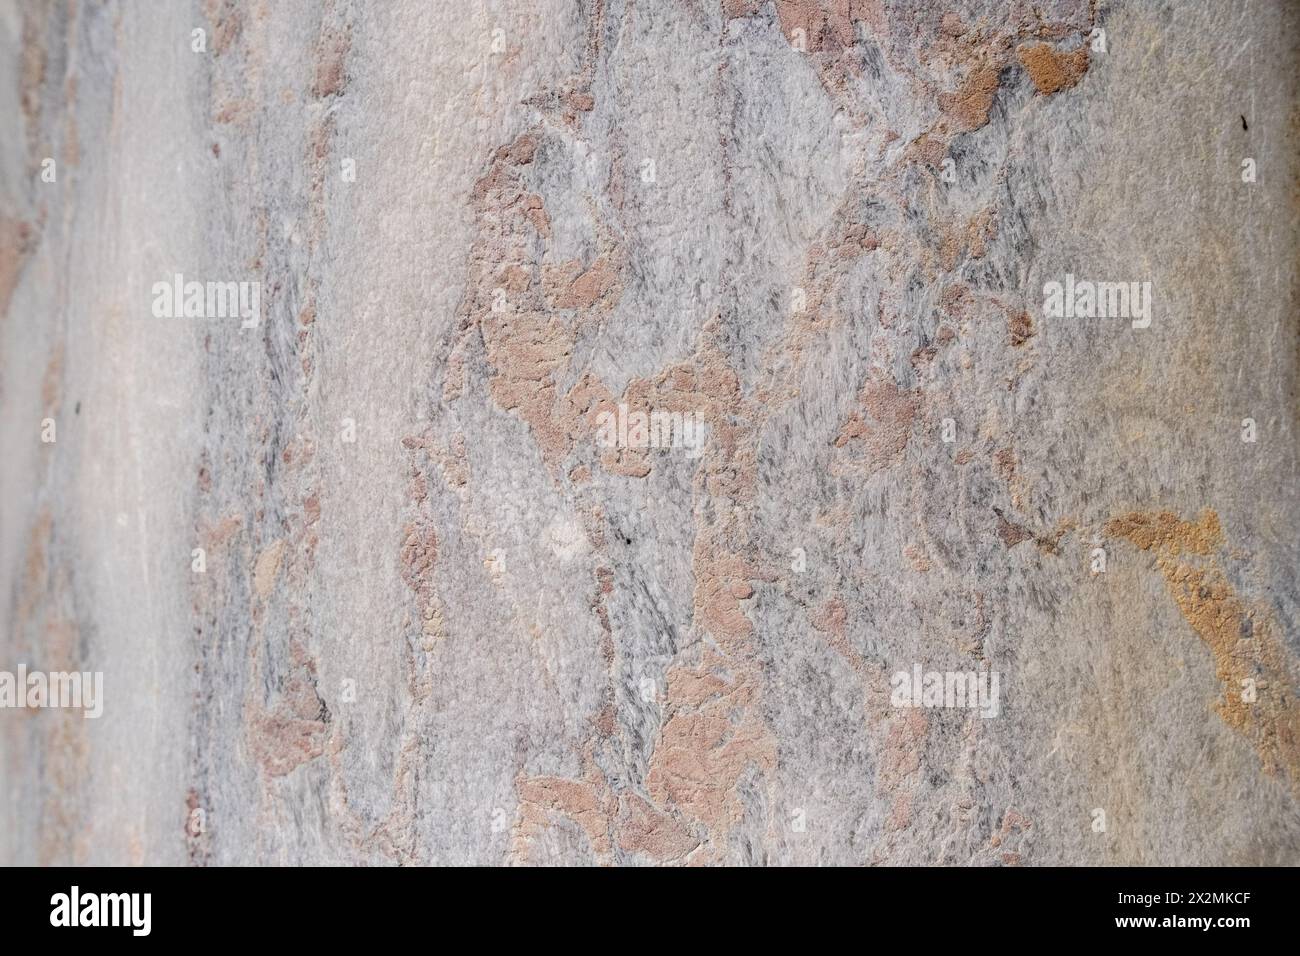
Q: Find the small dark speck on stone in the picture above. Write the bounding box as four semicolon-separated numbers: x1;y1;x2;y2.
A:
1241;114;1248;131
74;401;80;415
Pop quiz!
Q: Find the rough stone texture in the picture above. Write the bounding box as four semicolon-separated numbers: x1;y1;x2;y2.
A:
1;0;1297;865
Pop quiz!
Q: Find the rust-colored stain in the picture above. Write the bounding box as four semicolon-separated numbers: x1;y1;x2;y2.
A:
772;0;857;55
1106;509;1222;557
1016;42;1089;96
512;754;702;864
544;256;621;311
252;538;286;600
311;26;351;99
0;217;35;320
246;640;329;777
939;66;1001;132
1107;510;1300;794
645;652;778;852
995;511;1033;548
1009;309;1035;347
201;0;244;57
833;379;919;475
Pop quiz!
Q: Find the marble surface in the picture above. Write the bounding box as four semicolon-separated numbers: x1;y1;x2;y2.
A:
1;0;1297;865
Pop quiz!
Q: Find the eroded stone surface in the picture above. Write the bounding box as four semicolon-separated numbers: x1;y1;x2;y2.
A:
1;0;1297;865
